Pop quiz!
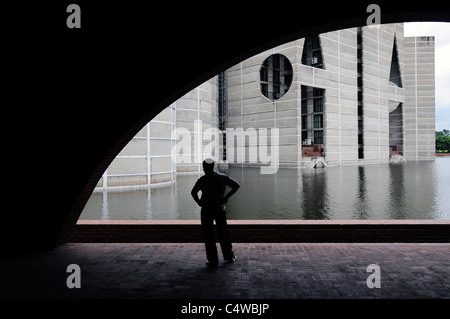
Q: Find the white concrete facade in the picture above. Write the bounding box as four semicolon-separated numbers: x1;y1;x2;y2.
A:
226;23;434;168
404;36;436;160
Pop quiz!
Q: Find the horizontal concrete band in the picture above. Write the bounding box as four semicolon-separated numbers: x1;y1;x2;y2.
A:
70;220;450;243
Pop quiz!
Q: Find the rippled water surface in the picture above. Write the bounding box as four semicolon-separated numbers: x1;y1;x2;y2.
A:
81;157;450;220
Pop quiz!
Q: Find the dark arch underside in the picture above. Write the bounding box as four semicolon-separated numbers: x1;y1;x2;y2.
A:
5;1;450;250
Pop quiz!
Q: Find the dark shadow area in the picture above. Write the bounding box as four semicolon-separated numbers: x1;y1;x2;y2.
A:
3;243;449;299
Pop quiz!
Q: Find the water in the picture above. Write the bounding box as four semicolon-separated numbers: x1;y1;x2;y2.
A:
80;157;450;220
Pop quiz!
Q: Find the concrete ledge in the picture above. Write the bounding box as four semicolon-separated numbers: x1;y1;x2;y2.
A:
70;220;450;243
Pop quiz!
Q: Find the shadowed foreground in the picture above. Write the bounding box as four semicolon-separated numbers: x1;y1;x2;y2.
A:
3;243;449;299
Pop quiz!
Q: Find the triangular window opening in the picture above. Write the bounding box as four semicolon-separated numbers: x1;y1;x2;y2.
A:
389;37;403;88
302;35;324;69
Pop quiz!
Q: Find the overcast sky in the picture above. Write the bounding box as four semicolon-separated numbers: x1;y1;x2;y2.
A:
404;22;450;131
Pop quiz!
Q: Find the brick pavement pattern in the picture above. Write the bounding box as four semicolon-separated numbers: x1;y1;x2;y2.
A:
3;243;449;299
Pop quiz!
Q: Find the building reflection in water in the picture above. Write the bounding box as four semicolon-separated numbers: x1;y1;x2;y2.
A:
353;166;370;219
300;169;330;219
388;163;407;219
81;159;448;220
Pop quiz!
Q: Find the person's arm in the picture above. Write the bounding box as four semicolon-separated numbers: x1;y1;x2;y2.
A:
222;177;240;204
191;181;203;207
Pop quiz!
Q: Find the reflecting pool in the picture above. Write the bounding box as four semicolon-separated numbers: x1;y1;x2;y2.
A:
80;157;450;220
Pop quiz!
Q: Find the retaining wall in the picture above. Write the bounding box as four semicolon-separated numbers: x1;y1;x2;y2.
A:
70;220;450;243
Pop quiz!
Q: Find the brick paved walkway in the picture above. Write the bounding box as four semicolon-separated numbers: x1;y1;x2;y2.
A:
3;243;449;299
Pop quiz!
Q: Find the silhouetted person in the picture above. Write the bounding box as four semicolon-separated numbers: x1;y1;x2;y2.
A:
191;158;240;267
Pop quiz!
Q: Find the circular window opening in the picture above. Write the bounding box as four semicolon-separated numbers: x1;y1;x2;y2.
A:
260;54;293;100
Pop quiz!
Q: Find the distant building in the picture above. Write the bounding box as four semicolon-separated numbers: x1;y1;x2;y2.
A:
95;23;435;190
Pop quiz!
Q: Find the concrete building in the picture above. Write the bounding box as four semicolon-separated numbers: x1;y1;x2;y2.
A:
95;23;435;190
404;36;436;161
97;103;177;189
227;23;435;168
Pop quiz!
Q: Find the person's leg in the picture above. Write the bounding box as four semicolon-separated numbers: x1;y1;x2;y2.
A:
201;208;218;265
214;210;235;261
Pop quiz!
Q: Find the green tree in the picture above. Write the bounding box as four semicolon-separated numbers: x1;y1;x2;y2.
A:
436;130;450;153
436;129;450;137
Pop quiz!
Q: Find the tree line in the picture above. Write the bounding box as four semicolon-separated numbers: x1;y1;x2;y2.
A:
436;129;450;153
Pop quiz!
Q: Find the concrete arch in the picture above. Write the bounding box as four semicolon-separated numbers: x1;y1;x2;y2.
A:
8;2;450;250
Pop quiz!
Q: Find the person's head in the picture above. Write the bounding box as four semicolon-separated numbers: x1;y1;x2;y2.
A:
202;158;215;174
